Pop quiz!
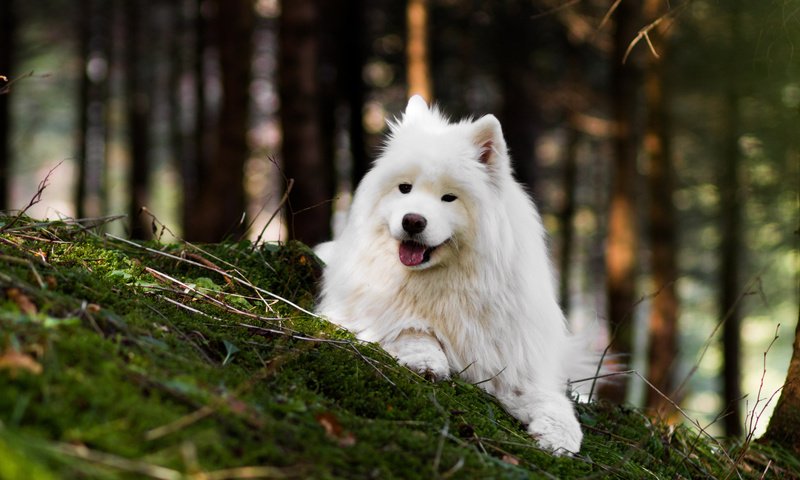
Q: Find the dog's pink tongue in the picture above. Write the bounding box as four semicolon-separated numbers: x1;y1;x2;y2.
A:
399;241;426;267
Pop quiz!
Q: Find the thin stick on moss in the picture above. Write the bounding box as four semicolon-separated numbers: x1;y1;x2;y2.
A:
107;233;318;318
144;266;285;322
48;442;181;480
254;177;294;249
1;161;63;233
727;324;784;479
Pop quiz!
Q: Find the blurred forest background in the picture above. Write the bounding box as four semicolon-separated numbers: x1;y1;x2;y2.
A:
0;0;797;440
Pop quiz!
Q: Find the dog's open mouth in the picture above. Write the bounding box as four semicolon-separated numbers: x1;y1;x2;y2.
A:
399;240;440;267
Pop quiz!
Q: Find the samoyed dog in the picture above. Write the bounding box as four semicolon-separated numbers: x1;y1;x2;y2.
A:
315;96;594;455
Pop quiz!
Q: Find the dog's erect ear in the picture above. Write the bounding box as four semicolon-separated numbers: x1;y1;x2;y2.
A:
472;114;508;168
403;95;430;123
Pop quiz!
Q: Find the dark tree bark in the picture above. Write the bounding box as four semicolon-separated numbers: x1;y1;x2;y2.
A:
125;0;152;240
169;0;188;234
190;0;254;242
761;310;800;454
719;2;744;438
0;0;14;210
558;120;579;314
181;0;208;241
341;0;368;188
601;0;640;403
642;0;678;413
495;1;539;194
278;0;335;246
75;0;111;220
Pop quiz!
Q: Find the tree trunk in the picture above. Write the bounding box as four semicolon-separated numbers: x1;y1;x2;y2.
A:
191;0;254;242
278;0;334;246
601;0;640;403
761;310;800;454
719;2;744;438
642;0;678;413
75;0;111;220
406;0;431;101
342;0;368;188
495;1;539;197
0;0;15;210
181;0;207;241
125;0;152;240
558;120;579;314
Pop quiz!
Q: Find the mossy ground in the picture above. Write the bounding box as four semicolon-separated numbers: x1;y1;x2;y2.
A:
0;217;797;479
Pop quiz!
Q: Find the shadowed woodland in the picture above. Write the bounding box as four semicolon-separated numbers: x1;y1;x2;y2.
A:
1;0;799;466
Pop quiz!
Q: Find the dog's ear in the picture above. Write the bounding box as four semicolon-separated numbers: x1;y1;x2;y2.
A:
472;114;508;169
403;95;429;123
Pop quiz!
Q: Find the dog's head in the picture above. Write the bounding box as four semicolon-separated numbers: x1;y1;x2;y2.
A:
365;96;511;271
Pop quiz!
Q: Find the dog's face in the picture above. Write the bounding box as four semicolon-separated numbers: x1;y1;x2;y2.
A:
379;167;470;270
358;96;509;271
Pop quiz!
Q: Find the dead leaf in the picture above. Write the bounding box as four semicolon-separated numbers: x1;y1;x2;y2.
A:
6;288;38;315
501;454;520;466
0;349;43;377
315;412;356;447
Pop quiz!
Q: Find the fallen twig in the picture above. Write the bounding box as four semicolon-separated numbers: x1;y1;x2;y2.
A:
1;161;63;233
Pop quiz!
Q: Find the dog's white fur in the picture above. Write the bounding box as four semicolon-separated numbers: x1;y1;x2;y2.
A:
315;96;592;455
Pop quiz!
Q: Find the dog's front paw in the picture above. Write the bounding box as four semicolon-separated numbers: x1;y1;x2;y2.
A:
383;331;450;381
527;408;583;456
398;346;450;381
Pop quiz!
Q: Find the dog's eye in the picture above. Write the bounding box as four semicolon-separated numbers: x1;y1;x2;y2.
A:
399;184;412;194
441;194;458;202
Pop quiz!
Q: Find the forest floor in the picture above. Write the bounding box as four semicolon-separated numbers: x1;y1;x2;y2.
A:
0;216;797;479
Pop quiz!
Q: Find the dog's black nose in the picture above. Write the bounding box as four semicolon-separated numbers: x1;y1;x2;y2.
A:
402;213;427;234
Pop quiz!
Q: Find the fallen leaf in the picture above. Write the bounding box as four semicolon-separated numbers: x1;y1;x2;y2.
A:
0;349;43;377
315;412;356;447
6;288;37;315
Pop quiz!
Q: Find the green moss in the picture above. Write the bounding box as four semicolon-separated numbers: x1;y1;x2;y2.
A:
0;217;797;479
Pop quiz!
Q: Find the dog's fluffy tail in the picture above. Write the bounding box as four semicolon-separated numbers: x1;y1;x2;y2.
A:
564;323;620;401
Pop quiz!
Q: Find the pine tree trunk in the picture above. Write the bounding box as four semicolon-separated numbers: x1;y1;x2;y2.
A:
192;0;254;242
406;0;431;101
601;0;640;403
125;0;152;240
0;0;14;210
642;0;678;412
719;2;743;438
558;121;579;314
181;0;207;241
278;0;334;246
342;0;368;188
495;1;539;197
75;0;111;220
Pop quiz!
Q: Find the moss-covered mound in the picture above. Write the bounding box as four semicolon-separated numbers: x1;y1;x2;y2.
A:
0;217;797;479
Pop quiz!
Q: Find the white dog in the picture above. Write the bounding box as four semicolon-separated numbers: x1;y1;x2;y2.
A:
315;96;594;455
